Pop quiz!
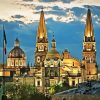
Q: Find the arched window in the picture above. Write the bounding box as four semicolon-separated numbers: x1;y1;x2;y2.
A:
62;98;66;100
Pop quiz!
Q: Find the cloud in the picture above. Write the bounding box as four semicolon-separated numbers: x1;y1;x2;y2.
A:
23;0;33;1
0;0;100;24
11;15;25;19
93;15;100;25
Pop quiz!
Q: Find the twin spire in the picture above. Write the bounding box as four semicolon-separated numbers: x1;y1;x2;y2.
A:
84;9;95;42
37;8;95;43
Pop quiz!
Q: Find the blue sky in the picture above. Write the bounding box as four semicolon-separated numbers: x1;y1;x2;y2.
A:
0;0;100;68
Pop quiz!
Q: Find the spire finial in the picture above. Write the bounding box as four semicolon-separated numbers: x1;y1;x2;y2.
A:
51;31;56;49
53;32;54;39
87;5;90;9
14;38;20;47
41;6;44;11
16;32;19;39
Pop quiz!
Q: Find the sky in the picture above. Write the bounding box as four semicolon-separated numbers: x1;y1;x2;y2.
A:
0;0;100;67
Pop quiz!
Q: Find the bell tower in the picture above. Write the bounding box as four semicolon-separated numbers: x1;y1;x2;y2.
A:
35;9;48;67
82;9;97;80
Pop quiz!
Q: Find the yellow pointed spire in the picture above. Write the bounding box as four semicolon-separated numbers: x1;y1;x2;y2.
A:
37;9;47;42
84;9;95;41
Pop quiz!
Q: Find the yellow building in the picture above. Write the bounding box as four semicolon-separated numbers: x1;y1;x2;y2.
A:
44;36;60;93
34;9;48;67
4;8;98;94
60;49;82;86
7;38;27;76
33;9;49;92
82;9;97;80
33;9;83;93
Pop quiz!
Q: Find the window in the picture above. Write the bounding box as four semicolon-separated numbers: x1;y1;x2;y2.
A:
72;81;75;86
50;70;54;76
12;62;14;66
20;62;22;65
62;98;66;100
38;45;44;51
85;56;87;60
89;71;91;75
37;81;40;86
16;62;18;66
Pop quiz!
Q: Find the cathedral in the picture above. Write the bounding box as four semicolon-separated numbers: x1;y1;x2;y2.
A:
4;8;98;94
33;8;98;93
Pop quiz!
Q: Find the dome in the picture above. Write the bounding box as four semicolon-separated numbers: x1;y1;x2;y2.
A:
8;38;26;58
46;49;60;60
46;35;60;60
8;47;26;58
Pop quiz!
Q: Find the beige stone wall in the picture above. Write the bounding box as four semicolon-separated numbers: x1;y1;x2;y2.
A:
7;58;26;68
13;77;34;85
68;77;82;86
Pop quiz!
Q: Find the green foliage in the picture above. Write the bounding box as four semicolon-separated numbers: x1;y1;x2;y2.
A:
5;83;51;100
18;84;35;100
49;81;74;95
5;83;36;100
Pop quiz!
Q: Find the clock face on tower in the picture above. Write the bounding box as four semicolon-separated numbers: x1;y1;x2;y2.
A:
37;56;40;63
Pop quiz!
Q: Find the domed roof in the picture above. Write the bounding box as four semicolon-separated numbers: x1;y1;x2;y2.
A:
8;38;26;58
46;36;60;60
46;48;60;60
8;47;26;58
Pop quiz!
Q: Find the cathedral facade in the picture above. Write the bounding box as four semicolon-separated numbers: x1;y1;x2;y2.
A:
33;8;98;93
34;10;90;92
5;8;98;94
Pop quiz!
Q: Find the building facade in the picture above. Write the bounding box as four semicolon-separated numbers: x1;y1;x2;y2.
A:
34;9;83;92
34;9;48;67
82;9;97;80
34;8;98;93
60;49;82;86
7;38;27;76
44;36;61;93
3;8;98;95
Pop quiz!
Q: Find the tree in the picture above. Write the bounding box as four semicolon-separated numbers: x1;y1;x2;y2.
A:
5;83;51;100
49;82;73;95
5;83;36;100
5;83;17;100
